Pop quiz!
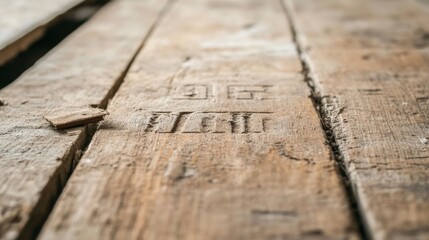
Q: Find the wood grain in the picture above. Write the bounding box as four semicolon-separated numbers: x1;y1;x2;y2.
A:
0;0;88;66
39;0;358;239
0;1;169;239
286;0;429;239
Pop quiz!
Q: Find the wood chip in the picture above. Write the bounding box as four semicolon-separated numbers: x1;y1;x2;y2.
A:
44;108;109;129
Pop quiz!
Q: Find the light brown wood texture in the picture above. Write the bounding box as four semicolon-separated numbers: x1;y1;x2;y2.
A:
0;0;88;66
44;108;108;129
287;0;429;239
39;0;358;239
0;0;169;239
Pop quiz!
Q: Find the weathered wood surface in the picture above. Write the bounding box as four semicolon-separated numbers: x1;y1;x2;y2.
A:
39;0;358;239
0;0;169;239
0;0;87;66
286;0;429;239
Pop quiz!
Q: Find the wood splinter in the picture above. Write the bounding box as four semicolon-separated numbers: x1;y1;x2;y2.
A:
44;108;109;129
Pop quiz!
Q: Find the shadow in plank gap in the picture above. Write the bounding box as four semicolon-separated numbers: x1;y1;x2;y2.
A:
0;1;109;90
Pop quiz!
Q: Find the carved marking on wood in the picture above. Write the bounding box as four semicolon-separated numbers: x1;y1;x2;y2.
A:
143;112;181;133
227;85;274;100
143;112;272;133
172;84;211;99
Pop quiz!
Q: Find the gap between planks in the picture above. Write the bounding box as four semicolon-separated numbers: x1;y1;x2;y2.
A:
0;1;107;90
283;0;429;239
0;0;90;66
280;0;370;239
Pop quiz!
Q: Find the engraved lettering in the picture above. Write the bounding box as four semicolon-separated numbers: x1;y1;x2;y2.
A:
143;112;271;133
227;85;274;100
172;84;274;100
143;112;179;133
173;84;210;99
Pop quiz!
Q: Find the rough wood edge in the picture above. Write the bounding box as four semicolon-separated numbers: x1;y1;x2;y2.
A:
0;0;92;66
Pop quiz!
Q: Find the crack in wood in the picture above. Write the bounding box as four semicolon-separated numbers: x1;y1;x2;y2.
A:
280;0;369;239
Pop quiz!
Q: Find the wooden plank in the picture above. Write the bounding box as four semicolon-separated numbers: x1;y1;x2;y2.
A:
286;0;429;239
39;0;359;239
0;0;88;66
0;0;169;239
